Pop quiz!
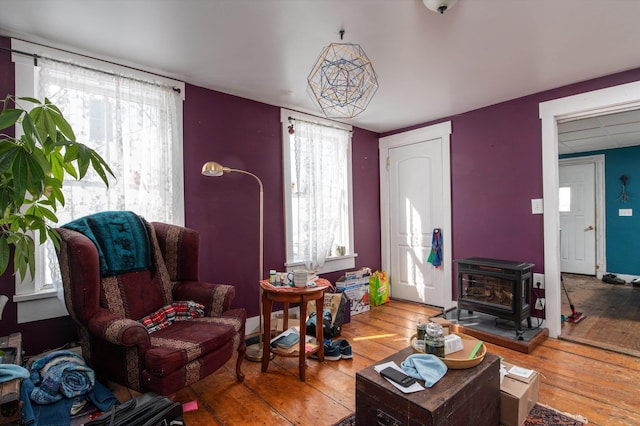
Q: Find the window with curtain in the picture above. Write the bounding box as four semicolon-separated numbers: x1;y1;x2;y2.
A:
281;109;355;273
12;39;185;322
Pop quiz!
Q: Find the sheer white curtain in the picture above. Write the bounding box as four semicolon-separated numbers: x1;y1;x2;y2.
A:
291;120;349;270
34;58;184;290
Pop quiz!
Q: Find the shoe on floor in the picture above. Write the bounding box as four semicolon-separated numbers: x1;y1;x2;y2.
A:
602;273;626;285
336;339;353;359
310;340;341;361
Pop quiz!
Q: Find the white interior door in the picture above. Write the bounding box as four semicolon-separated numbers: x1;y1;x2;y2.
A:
379;123;452;309
559;162;596;275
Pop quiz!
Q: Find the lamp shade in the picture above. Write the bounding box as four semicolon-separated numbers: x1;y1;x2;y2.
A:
201;161;229;177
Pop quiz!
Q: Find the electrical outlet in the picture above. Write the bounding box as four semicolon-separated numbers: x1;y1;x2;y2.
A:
535;298;545;311
533;273;545;290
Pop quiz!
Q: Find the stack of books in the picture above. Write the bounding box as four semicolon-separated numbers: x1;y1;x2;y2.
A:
270;327;300;352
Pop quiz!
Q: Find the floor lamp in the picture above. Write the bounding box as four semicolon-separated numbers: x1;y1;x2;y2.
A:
202;161;269;362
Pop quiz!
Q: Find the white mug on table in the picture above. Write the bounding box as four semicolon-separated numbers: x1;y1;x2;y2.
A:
293;270;308;288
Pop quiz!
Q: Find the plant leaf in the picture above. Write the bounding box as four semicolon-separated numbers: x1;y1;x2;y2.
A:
17;97;42;105
49;107;75;141
22;109;41;147
0;143;20;175
0;109;23;131
90;153;114;187
74;144;92;179
0;236;9;277
12;146;47;200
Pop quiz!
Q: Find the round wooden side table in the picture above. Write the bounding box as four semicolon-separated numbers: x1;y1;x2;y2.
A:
260;279;330;381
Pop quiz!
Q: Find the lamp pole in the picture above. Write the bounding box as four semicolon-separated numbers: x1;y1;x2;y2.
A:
202;161;267;362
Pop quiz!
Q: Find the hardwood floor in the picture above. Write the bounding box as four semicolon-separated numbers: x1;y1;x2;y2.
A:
161;300;640;425
560;273;640;356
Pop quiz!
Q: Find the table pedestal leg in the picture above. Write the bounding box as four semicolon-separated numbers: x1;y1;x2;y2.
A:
261;294;273;373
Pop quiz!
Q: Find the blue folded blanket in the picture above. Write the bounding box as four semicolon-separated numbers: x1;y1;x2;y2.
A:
400;354;448;387
63;211;153;277
29;350;95;405
0;363;29;383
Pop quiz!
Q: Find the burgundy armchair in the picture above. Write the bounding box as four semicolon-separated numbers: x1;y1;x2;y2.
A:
55;214;246;396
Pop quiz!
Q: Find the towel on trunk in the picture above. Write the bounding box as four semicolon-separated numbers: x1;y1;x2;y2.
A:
29;350;95;405
62;211;153;277
400;354;448;387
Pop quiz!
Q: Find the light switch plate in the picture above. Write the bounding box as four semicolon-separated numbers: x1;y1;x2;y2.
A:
531;198;543;214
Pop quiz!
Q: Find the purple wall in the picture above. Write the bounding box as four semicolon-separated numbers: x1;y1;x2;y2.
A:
183;84;381;319
384;68;640;291
3;30;640;353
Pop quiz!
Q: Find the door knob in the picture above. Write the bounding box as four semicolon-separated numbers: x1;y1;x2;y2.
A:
584;225;594;231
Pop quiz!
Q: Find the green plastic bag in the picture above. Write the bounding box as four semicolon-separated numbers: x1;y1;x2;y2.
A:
369;270;390;307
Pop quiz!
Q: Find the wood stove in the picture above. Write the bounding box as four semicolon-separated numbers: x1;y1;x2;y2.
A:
455;257;534;339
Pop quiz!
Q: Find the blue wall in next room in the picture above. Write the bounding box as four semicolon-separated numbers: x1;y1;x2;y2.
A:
561;145;640;276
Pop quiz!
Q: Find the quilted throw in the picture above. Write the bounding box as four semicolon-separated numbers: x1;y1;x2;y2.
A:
29;350;95;404
63;211;154;277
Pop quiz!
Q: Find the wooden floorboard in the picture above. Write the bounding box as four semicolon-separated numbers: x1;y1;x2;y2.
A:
560;273;640;355
109;300;640;425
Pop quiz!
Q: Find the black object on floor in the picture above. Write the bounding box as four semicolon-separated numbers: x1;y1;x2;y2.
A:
602;273;626;285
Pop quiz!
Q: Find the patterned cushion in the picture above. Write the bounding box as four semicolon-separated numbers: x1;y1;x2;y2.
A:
145;319;237;377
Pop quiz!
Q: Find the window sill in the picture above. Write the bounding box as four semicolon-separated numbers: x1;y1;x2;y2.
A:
285;253;357;274
13;290;68;323
13;288;58;302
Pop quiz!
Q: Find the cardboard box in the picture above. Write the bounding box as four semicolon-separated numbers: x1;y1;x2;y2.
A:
342;267;371;281
500;362;540;426
336;276;370;288
341;283;370;316
275;318;300;333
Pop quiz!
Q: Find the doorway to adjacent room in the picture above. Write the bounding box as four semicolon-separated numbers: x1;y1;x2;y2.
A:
560;273;640;357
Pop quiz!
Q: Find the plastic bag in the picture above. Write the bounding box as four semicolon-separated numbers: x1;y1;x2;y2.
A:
369;270;390;307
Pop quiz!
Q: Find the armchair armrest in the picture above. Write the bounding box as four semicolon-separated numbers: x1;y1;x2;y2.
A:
88;309;151;350
173;281;236;317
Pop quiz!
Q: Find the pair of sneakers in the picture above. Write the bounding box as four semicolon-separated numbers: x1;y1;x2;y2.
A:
602;273;626;285
322;338;352;361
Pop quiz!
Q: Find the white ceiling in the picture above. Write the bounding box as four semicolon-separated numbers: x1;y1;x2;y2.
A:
1;0;640;138
558;110;640;155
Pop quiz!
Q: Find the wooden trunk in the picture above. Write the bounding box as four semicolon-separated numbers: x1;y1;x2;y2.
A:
0;333;23;425
356;347;500;426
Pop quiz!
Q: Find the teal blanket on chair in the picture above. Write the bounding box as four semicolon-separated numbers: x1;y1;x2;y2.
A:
63;211;153;277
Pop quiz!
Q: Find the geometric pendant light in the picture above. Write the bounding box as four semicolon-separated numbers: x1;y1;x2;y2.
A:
307;30;378;118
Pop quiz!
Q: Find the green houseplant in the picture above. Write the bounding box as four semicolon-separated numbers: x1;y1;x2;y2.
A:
0;95;114;280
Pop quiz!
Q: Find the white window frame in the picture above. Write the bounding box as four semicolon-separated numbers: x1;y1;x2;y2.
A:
11;39;185;323
281;108;356;274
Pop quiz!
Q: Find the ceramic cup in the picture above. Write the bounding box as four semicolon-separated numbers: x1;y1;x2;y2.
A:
293;270;308;288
